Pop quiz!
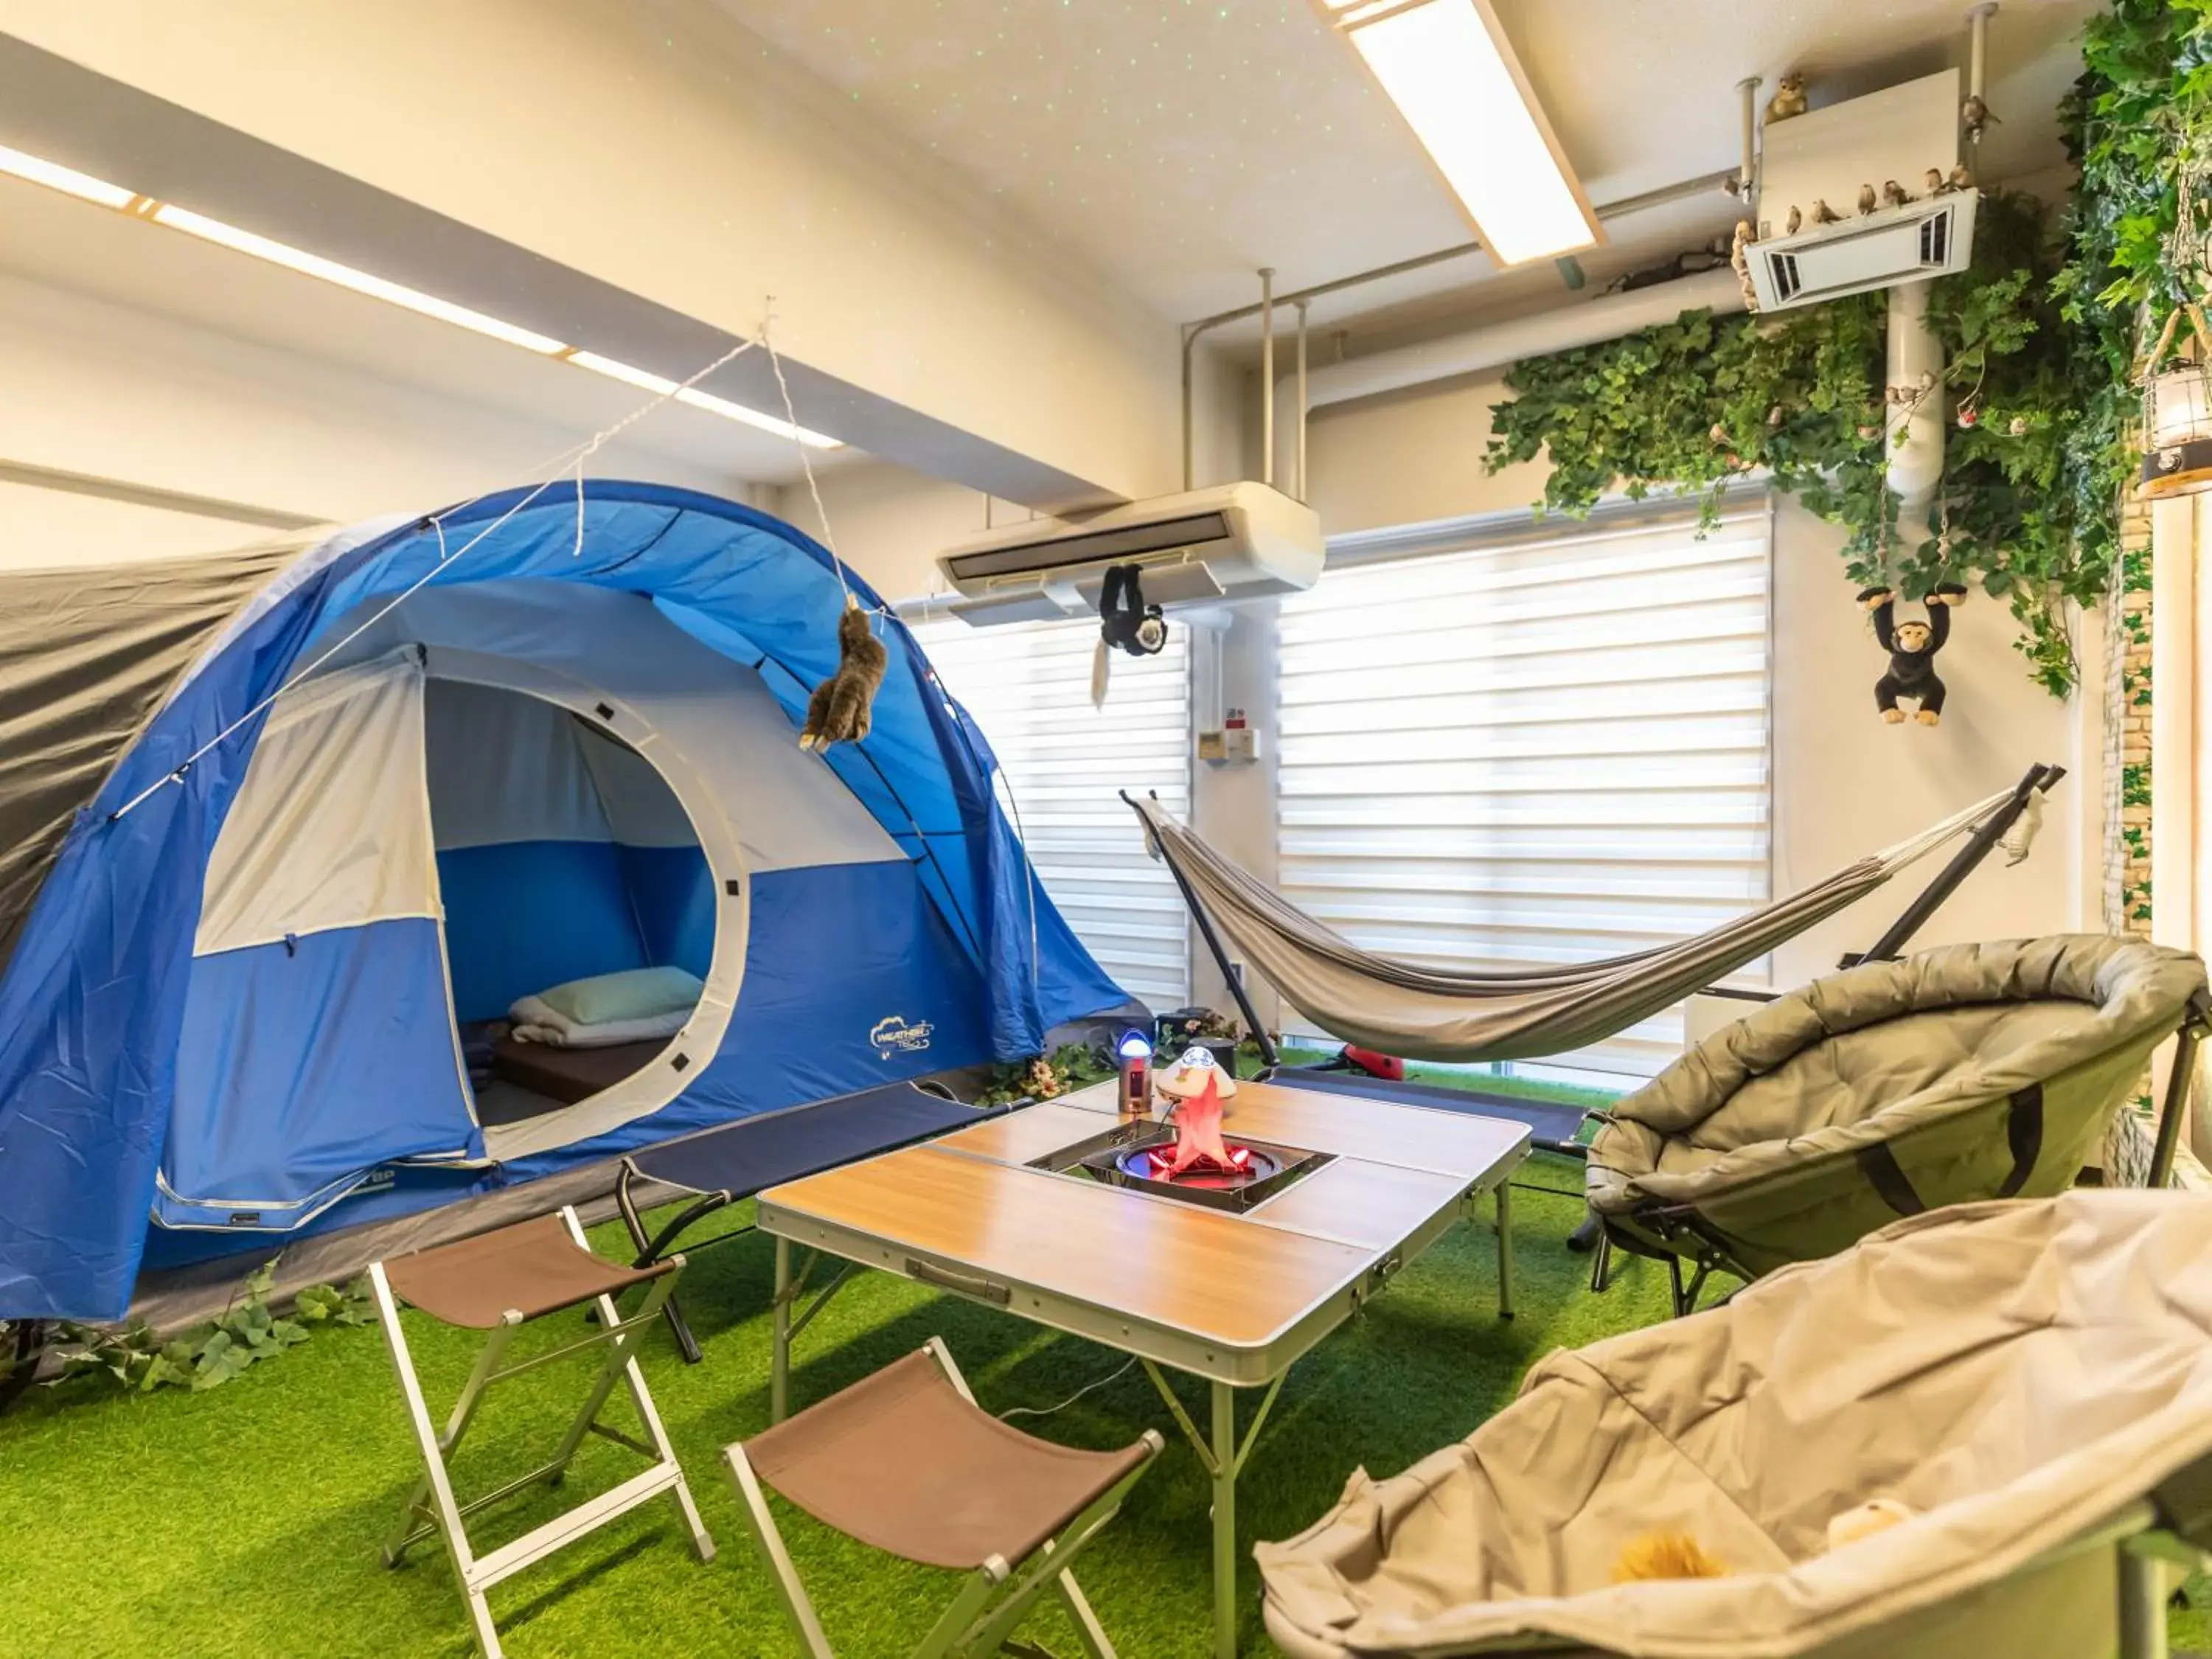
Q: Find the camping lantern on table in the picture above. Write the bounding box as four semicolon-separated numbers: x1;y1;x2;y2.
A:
1116;1030;1153;1116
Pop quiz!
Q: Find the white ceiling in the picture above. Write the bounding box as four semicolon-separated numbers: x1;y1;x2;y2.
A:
706;0;2101;336
0;174;846;488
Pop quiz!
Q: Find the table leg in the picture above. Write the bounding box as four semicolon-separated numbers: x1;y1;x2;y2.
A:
771;1236;791;1425
1210;1379;1237;1659
1494;1181;1515;1321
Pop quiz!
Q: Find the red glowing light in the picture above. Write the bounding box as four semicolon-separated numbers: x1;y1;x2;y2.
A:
1153;1074;1251;1179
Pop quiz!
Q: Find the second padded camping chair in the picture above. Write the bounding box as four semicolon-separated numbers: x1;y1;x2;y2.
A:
369;1207;714;1658
1585;935;2209;1314
1256;1189;2212;1659
726;1339;1163;1658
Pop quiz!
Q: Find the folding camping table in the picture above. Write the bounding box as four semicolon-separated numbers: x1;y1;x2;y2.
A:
756;1077;1531;1659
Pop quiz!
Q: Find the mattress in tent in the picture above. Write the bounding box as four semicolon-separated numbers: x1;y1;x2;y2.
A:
490;1034;672;1106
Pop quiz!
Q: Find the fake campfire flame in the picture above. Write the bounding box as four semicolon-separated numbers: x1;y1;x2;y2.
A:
1148;1073;1252;1180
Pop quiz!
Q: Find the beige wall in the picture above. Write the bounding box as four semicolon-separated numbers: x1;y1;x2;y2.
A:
1;0;1180;503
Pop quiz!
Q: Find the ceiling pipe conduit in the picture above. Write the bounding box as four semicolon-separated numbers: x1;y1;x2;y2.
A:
1269;266;1747;486
1183;164;1741;488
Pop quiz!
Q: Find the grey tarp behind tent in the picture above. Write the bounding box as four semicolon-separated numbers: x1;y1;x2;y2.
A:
1134;790;2020;1064
1256;1189;2212;1659
0;538;312;973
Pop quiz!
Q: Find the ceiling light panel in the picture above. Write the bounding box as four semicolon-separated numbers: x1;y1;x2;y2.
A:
1320;0;1600;267
152;204;570;353
1;142;842;448
0;142;136;209
570;351;841;448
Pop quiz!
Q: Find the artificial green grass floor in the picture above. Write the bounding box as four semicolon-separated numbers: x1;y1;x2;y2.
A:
3;1172;2204;1656
0;1172;1627;1658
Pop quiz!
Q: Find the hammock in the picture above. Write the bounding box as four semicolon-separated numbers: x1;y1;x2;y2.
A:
1133;783;2036;1065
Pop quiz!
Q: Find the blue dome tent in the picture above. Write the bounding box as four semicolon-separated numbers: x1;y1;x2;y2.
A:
0;481;1128;1321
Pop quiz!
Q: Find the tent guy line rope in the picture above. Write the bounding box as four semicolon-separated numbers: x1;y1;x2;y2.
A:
756;306;1044;990
104;333;763;824
759;300;875;624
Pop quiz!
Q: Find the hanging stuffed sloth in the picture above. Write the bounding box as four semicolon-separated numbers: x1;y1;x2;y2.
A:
799;596;888;751
1858;584;1966;726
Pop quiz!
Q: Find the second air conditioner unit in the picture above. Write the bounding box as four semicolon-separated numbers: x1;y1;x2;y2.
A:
932;480;1323;625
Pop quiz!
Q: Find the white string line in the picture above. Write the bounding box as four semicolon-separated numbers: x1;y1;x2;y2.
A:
757;308;1045;981
107;335;761;822
998;1354;1138;1421
759;301;883;621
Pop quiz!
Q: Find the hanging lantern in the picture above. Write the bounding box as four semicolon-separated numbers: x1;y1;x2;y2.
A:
2140;358;2212;498
2138;282;2212;498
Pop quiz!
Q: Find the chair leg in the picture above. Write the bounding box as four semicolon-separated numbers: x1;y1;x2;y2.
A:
617;1163;704;1364
1589;1228;1615;1294
908;1562;1004;1659
1053;1571;1118;1659
726;1444;838;1659
370;1264;504;1658
383;1312;524;1564
1492;1181;1515;1321
555;1210;714;1562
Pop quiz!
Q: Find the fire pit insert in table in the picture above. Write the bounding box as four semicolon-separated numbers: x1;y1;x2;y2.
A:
1027;1120;1333;1215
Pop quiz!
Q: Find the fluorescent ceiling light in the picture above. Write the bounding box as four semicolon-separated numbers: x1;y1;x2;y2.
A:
0;142;136;209
1323;0;1600;266
2;140;843;448
152;203;569;353
570;350;841;449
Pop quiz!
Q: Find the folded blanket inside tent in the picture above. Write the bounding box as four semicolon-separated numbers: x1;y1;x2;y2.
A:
509;965;703;1048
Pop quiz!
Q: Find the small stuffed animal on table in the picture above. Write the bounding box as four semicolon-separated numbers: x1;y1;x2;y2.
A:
1859;585;1966;726
799;597;888;751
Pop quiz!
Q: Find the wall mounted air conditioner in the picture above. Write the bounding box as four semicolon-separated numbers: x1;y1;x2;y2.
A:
932;481;1323;625
1747;69;1975;313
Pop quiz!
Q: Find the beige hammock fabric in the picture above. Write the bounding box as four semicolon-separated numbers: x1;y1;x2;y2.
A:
1256;1189;2212;1659
1135;790;2019;1063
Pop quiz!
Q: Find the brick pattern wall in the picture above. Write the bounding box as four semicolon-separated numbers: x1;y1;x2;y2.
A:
2098;493;2209;1189
2104;495;2154;938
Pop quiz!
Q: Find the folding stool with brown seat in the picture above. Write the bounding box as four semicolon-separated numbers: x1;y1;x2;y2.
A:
726;1338;1163;1658
369;1206;714;1658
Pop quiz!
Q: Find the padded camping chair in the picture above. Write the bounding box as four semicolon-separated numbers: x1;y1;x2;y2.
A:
369;1208;714;1658
1256;1189;2212;1659
725;1339;1164;1658
1585;935;2211;1315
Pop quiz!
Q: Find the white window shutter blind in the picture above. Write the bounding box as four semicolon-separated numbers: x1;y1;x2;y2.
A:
1273;505;1773;1080
910;615;1192;1009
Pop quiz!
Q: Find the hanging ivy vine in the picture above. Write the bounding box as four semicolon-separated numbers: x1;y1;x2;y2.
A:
1481;1;2212;700
1483;193;2092;694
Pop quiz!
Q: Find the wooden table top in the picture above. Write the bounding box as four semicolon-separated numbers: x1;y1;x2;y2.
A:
758;1077;1530;1363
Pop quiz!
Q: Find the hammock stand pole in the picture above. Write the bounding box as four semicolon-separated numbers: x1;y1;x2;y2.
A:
1124;790;1279;1069
1848;762;2064;967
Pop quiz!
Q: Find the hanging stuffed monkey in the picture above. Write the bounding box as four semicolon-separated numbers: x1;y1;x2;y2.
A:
1091;563;1168;707
1859;584;1966;726
799;596;888;751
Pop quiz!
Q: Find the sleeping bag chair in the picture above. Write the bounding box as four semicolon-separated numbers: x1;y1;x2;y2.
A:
1584;935;2208;1312
1256;1188;2212;1659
